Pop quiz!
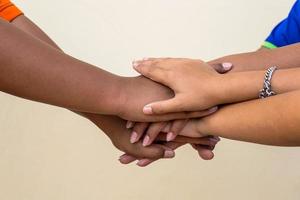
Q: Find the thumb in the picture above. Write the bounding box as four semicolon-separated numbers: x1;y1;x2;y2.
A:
211;62;233;74
143;97;185;115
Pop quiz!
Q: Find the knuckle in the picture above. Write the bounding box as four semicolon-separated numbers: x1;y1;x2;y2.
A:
140;66;151;76
151;60;160;67
173;100;184;111
153;104;165;114
145;66;159;78
128;145;142;158
165;68;174;78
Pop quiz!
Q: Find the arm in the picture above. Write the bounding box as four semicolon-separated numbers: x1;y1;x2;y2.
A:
208;43;300;72
132;58;300;114
0;18;206;122
196;90;300;146
7;15;174;162
0;18;121;115
9;15;218;165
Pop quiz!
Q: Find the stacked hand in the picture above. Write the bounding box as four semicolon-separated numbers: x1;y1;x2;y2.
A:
115;58;232;166
84;74;226;167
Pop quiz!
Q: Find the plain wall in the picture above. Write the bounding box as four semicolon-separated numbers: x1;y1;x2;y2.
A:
1;0;300;199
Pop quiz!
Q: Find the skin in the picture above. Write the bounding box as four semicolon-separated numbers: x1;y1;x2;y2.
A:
7;15;217;166
0;18;210;122
133;57;300;114
131;51;300;146
175;90;300;146
127;59;230;147
130;43;300;146
209;43;300;72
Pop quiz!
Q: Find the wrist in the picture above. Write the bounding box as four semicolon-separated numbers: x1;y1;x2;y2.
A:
215;71;265;104
196;115;214;137
196;107;226;138
110;76;129;116
208;74;231;105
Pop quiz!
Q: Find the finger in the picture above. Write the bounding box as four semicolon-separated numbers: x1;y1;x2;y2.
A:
167;119;188;141
120;130;176;161
198;146;215;160
136;158;153;167
143;95;218;115
155;133;169;142
142;107;218;122
221;62;233;72
133;61;171;86
171;135;219;146
182;107;218;118
130;122;149;143
144;122;217;144
126;121;135;129
161;122;172;133
131;135;218;161
210;62;233;74
191;144;215;160
134;57;169;63
119;154;137;164
143;122;168;147
143;98;183;115
134;140;177;159
137;142;184;167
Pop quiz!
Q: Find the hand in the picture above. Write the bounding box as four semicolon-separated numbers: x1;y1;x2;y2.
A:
165;117;212;139
117;75;215;122
120;135;220;167
84;113;175;159
84;113;218;167
128;117;217;146
123;119;220;167
128;118;218;146
132;58;233;115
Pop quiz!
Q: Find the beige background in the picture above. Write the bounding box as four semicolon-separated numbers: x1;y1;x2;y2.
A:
1;0;299;199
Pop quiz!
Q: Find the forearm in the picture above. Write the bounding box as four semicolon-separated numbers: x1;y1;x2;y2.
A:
218;67;300;104
209;43;300;72
10;15;124;135
18;16;129;132
199;90;300;146
11;15;60;49
0;18;121;115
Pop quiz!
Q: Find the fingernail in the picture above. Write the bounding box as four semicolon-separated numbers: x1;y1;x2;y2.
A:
130;131;138;143
132;61;139;68
142;135;150;146
143;105;153;114
166;132;176;141
214;136;221;142
209;106;218;113
164;150;175;158
126;121;134;129
137;159;148;167
119;154;127;161
222;62;233;70
209;137;220;143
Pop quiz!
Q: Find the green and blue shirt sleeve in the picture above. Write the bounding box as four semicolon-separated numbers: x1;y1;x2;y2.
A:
263;0;300;49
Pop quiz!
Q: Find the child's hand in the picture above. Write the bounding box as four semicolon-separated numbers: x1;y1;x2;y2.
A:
132;58;232;115
128;118;216;146
127;109;217;146
123;119;219;167
117;76;215;122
